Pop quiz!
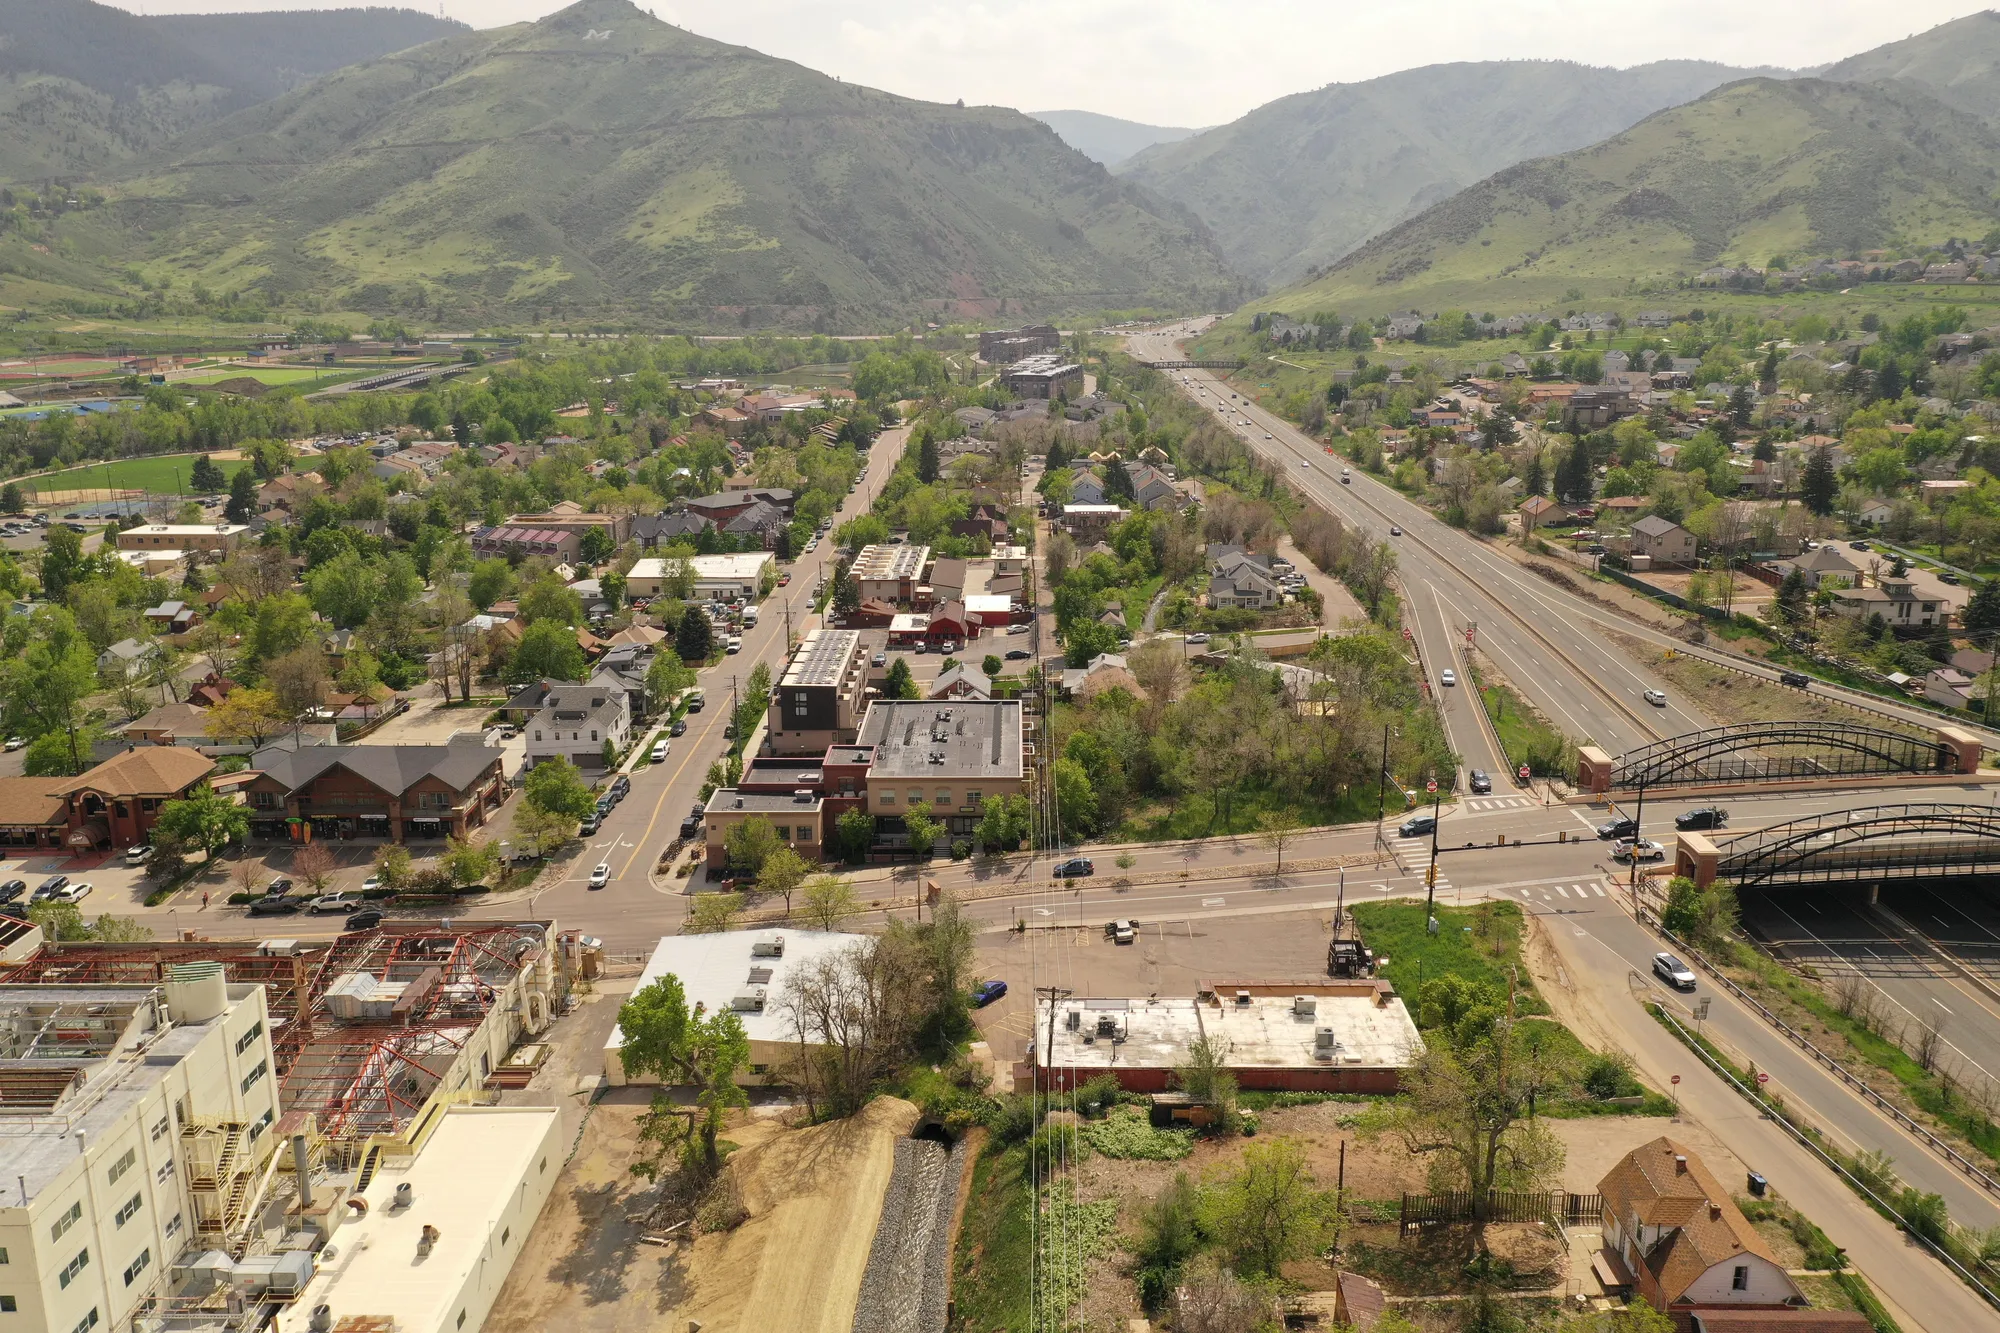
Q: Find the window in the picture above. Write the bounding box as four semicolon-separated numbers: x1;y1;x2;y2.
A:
150;1115;168;1143
248;1108;274;1140
539;1157;547;1175
1731;1266;1748;1291
236;1022;264;1055
108;1147;136;1185
534;731;542;742
772;826;789;842
500;1227;511;1246
156;1159;174;1183
251;791;278;809
967;791;982;805
241;1060;268;1094
456;1313;466;1330
794;703;808;716
115;1194;142;1227
878;791;894;804
51;1201;82;1241
123;1249;151;1287
936;790;951;806
908;790;923;806
70;1309;98;1333
0;1246;7;1263
164;1215;182;1239
0;1296;14;1313
58;1248;89;1288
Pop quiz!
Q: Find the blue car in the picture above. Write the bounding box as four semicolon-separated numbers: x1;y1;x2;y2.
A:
972;980;1008;1008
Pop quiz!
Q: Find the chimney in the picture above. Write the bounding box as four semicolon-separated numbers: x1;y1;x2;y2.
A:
1674;1155;1687;1175
293;1135;314;1208
1709;1202;1722;1221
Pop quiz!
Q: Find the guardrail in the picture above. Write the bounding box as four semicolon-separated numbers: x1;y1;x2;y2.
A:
1653;1003;2000;1310
1654;921;2000;1202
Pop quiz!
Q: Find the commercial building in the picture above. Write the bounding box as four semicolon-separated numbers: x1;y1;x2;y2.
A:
850;543;931;605
688;552;774;600
768;629;871;756
522;682;631;772
606;931;871;1085
501;499;630;547
978;325;1061;363
274;1106;562;1333
0;970;280;1333
114;525;249;555
242;738;507;842
1003;353;1085;399
699;788;825;871
1059;504;1129;541
1031;980;1422;1093
53;746;217;853
855;698;1025;844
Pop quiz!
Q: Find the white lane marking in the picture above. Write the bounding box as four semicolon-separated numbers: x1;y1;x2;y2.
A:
1202;896;1226;906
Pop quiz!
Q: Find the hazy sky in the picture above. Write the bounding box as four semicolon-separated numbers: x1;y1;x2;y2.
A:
104;0;1995;125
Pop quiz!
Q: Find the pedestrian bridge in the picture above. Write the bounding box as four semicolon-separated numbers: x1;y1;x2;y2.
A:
1577;721;1983;794
1676;803;2000;889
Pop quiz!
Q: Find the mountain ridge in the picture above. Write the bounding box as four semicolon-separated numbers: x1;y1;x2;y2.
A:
1030;110;1205;167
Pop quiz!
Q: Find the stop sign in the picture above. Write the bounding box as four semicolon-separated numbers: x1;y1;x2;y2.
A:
1518;765;1531;780
1671;1074;1681;1085
1757;1072;1770;1086
1426;779;1438;794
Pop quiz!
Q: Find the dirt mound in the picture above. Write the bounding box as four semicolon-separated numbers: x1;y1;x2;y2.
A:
207;377;269;397
675;1095;920;1333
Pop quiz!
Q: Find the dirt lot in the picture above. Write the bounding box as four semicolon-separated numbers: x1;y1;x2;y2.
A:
1602;628;1926;734
486;1085;916;1333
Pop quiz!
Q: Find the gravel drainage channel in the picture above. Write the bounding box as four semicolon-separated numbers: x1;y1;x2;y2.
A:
850;1130;967;1333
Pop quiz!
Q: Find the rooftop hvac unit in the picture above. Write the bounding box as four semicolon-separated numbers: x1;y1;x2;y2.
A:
730;987;768;1012
1293;995;1317;1017
750;934;785;958
1234;990;1252;1007
1065;1008;1081;1031
1095;1015;1118;1038
1314;1027;1339;1062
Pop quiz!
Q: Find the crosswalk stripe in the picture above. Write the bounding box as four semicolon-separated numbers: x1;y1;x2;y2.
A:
1592;883;1606;897
1556;885;1570;897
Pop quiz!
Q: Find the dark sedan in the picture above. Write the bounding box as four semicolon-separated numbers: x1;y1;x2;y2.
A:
1674;807;1728;831
1597;817;1639;841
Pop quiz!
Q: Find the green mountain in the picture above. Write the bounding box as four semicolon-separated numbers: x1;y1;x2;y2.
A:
88;0;1240;327
1266;77;2000;316
1119;59;1791;287
1030;111;1205;168
1820;10;2000;121
0;0;463;182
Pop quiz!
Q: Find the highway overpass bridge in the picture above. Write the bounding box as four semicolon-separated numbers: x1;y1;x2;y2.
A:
1677;803;2000;890
1577;721;1985;795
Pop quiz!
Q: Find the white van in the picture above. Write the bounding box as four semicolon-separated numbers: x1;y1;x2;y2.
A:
742;606;759;626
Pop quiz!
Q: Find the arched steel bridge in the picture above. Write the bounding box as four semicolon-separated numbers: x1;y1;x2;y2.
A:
1136;359;1248;370
1713;803;2000;890
1610;721;1958;791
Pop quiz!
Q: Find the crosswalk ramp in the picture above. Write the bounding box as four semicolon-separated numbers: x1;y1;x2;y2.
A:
1464;795;1536;812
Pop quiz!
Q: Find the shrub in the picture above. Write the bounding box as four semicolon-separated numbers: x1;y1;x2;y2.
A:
227;892;258;906
1583;1050;1637;1100
1082;1107;1195;1160
984;1094;1042;1144
950;838;972;861
1074;1073;1123;1118
1023;1121;1089;1183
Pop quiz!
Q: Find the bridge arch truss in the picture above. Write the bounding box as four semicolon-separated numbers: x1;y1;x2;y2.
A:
1714;803;2000;890
1610;721;1954;791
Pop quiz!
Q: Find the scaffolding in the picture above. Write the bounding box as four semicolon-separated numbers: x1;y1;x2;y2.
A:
0;941;314;1028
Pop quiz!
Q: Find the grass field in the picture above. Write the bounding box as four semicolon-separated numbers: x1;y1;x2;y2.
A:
24;454;255;497
176;366;351;387
0;358;121;378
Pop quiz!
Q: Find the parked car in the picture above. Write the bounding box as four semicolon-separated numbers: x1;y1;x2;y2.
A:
1108;919;1137;944
680;814;703;840
1643;689;1667;707
1596;817;1638;841
344;908;385;931
1674;807;1728;831
1005;649;1031;661
1612;839;1666;863
588;863;611;889
1186;632;1210;645
32;875;68;900
871;651;888;668
248;894;299;916
306;893;361;915
651;740;670;763
3;736;23;751
670;718;688;737
1652;952;1697;991
123;844;153;866
1468;770;1491;794
1941;571;1961;585
610;775;631;799
1398;813;1437;839
972;980;1008;1007
265;877;294;897
0;879;24;904
1052;857;1095;879
579;815;600;836
362;875;383;893
686;692;705;711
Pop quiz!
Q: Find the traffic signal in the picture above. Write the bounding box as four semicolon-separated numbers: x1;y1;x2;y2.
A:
1426;864;1438;886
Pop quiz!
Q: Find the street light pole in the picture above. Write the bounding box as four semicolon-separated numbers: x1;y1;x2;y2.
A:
1424;784;1442;934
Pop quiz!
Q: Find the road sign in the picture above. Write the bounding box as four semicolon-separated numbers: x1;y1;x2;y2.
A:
1757;1071;1770;1086
1518;765;1531;780
1694;998;1711;1021
1671;1074;1681;1085
1426;779;1438;794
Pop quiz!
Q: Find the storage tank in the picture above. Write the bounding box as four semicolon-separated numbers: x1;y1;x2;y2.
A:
164;961;228;1024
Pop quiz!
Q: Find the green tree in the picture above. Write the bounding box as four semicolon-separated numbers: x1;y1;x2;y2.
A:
508;619;586;683
1775;566;1809;626
189;455;227;492
154;784;249;861
578;527;615;565
519;575;583;627
676;607;714;662
3;608;100;776
0;481;22;512
524;756;596;820
686;892;743;934
617;974;751;1177
836;807;875;864
224;468;257;523
725;816;782;875
37;524;88;603
882;656;919;699
468;558;516;610
441;834;500;888
918;431;941;483
1962;580;2000;636
982;653;1002;678
901;801;942;860
1202;1138;1333;1278
1801;446;1837;517
1052;756;1099;838
646;648;694;712
800;873;859;929
758;845;811;913
1395;1013;1576;1215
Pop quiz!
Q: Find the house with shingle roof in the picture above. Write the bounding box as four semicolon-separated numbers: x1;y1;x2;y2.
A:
242;738;507;842
1599;1138;1802;1317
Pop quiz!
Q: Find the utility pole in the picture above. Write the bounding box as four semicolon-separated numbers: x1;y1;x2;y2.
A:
1036;985;1073;1090
1424;782;1442;934
1374;723;1391;853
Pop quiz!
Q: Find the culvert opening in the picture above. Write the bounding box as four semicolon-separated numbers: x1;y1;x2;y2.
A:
910;1118;954;1145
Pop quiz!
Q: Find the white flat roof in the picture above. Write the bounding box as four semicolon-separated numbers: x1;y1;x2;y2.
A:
611;932;870;1058
689;552;773;580
121;524;249;536
628;557;667;579
279;1106;559;1333
1036;989;1422;1071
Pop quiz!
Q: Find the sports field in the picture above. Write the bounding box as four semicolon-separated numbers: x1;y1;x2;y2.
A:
23;453;255;497
177;366;347;387
0;358;121;379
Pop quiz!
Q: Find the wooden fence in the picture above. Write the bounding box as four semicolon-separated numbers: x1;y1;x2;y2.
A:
1398;1190;1602;1233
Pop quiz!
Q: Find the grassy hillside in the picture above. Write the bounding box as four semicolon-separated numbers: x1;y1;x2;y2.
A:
0;0;463;183
1118;58;1792;287
1262;77;2000;317
1821;10;2000;121
1030;110;1205;167
85;0;1241;328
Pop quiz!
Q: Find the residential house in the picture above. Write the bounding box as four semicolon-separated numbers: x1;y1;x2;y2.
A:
1833;578;1944;630
1124;462;1184;511
632;511;710;548
1925;668;1981;710
686;489;795;526
370;453;431;488
142;600;199;634
258;472;323;513
1599;495;1648;523
1518;496;1570;529
1209;548;1284;610
1598;1139;1843;1325
524;683;631;771
243;737;508;842
699;404;751;436
928;664;992;701
1059;504;1129;541
1785;545;1860;589
1631;515;1698;566
97;636;158;680
951;503;1010;542
1067;472;1108;506
471;525;582;562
